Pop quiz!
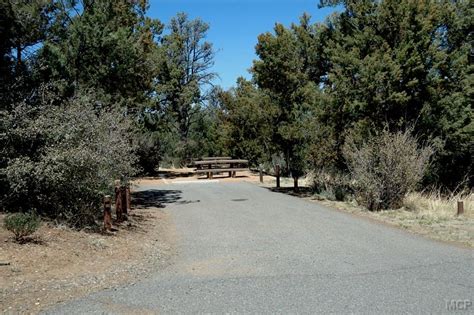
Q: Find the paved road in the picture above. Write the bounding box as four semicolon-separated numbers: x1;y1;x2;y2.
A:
47;181;473;314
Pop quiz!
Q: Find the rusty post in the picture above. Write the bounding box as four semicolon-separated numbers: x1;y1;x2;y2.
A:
115;181;123;222
103;195;112;231
259;167;263;183
457;201;464;216
275;165;280;188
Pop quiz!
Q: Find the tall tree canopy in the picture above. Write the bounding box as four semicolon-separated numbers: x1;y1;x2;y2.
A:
253;15;321;181
156;12;216;162
226;0;472;188
37;0;163;109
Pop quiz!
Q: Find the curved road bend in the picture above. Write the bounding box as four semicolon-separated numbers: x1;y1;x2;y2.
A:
46;181;473;314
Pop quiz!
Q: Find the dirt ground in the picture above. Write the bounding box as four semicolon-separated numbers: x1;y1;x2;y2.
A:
0;206;177;313
136;168;265;186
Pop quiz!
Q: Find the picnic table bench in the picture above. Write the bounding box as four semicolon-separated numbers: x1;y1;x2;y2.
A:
194;158;249;178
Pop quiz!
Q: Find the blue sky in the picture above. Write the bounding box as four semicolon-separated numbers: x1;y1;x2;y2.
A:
148;0;338;89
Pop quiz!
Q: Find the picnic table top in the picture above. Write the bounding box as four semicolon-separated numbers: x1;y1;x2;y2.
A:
195;167;249;173
200;156;231;160
194;159;249;165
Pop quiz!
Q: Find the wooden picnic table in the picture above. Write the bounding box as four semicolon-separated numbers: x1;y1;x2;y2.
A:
194;159;248;165
194;158;249;178
200;156;231;161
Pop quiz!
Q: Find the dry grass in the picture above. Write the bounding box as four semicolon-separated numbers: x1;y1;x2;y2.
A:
403;191;473;220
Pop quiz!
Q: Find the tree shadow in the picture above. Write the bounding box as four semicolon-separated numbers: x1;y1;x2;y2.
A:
158;170;195;179
196;174;250;180
264;186;314;198
132;189;183;209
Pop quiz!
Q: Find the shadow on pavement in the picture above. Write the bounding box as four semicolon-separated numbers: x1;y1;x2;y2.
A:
132;189;183;209
264;186;314;198
196;174;250;180
158;170;195;179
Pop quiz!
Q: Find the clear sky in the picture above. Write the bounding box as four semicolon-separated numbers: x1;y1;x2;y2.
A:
148;0;338;89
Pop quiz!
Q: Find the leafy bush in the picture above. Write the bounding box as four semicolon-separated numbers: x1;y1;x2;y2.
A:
343;129;433;211
308;169;353;201
1;89;138;226
4;213;41;242
136;131;161;175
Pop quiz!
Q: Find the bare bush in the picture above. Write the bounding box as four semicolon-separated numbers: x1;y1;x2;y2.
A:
343;129;433;211
2;90;138;226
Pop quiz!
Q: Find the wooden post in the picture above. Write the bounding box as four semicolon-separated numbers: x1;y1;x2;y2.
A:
275;165;280;188
457;201;464;216
121;186;128;219
126;185;131;212
259;168;263;183
115;181;123;222
103;195;112;231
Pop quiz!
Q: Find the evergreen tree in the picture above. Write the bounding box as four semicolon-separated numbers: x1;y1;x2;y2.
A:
253;16;321;187
37;0;163;109
156;12;216;163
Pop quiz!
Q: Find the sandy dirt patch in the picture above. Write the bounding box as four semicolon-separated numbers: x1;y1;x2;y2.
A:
0;206;176;313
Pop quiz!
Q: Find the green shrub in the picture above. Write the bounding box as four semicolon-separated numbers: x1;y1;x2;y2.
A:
308;169;353;201
343;129;433;211
4;213;41;242
136;131;161;175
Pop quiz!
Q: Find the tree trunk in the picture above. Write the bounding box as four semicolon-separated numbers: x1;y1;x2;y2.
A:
285;148;291;175
16;44;22;72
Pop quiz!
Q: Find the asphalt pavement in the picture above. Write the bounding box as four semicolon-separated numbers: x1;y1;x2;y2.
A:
45;181;473;314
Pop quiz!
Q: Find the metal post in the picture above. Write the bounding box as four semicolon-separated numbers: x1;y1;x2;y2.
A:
259;168;263;183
